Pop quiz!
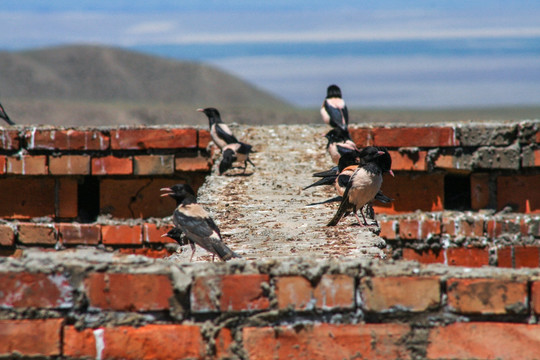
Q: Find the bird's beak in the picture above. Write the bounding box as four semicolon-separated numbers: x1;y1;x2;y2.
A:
161;233;168;237
389;170;395;177
160;187;173;197
377;151;386;155
196;108;204;112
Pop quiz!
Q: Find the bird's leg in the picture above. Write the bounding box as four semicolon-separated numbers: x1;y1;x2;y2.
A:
212;254;215;262
189;243;196;262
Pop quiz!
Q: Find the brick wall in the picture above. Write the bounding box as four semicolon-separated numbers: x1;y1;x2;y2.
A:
1;252;540;359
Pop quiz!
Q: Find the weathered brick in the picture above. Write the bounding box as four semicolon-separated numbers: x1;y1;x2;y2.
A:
372;126;457;147
0;178;55;219
379;219;398;240
175;155;212;172
457;218;485;238
441;216;456;236
191;275;222;312
134;155;174;175
84;273;173;311
446;247;490;267
314;274;355;310
447;278;527;314
0;272;72;308
216;328;234;360
514;245;540;268
373;173;444;214
57;177;78;218
243;324;411;360
143;223;176;244
24;128;109;150
0;128;20;150
399;219;420;240
349;127;373;147
474;145;520;169
0;224;15;246
0;155;5;174
63;325;204;359
48;155;90;175
433;154;454;169
402;248;445;264
427;323;540;360
0;319;63;357
497;247;513;268
198;129;212;149
91;155;133;175
110;128;197;150
100;178;181;218
101;225;142;245
17;223;57;245
360;276;440;312
497;174;540;213
221;274;270;312
56;223;101;245
275;276;313;310
6;155;48;175
388;150;427;171
457;124;517;146
470;173;490;210
531;281;540;314
116;248;173;259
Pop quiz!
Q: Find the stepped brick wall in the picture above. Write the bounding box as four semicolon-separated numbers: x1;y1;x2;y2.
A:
1;252;540;359
0;121;539;359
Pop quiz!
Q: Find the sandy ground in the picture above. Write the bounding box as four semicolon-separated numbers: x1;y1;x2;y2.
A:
171;125;387;262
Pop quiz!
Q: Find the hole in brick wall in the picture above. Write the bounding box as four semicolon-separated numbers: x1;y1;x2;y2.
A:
444;174;471;210
78;176;100;223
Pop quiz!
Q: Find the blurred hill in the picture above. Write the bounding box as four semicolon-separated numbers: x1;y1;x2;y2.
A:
0;45;303;126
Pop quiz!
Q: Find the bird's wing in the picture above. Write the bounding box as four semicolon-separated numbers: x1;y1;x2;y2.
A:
323;100;345;129
0;103;15;125
327;173;354;226
342;105;349;126
374;191;394;204
215;123;239;144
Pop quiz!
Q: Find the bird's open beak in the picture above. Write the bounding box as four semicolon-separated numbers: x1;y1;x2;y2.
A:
160;187;173;197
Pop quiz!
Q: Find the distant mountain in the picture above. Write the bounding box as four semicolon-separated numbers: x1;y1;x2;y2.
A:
0;45;289;106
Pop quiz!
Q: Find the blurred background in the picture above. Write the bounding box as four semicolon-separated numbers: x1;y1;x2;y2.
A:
1;1;539;126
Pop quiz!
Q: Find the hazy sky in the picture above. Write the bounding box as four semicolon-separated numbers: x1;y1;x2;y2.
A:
1;1;539;107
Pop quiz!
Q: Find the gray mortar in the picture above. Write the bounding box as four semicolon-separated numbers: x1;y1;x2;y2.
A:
189;124;388;262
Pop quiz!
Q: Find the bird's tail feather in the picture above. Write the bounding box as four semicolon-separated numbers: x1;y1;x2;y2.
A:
212;242;242;261
327;198;352;226
303;176;336;190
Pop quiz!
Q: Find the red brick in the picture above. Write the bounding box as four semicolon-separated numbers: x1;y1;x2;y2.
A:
48;155;90;175
5;155;48;175
57;177;78;218
0;178;55;218
117;248;173;259
486;219;503;238
24;128;109;150
0;224;15;246
399;219;420;240
63;325;204;359
514;245;540;268
427;323;540;360
531;281;540;314
359;276;440;312
441;217;456;236
0;272;72;308
110;128;197;150
101;225;142;245
402;248;445;264
221;274;270;312
275;276;313;310
498;174;540;213
18;223;57;245
373;173;444;214
143;223;176;244
314;274;355;310
433;154;454;169
243;324;411;360
447;278;527;314
372;126;457;147
216;328;234;359
198;129;212;148
91;155;133;175
388;150;427;171
175;155;212;172
56;223;101;245
471;173;490;210
0;128;20;150
497;246;513;268
349;127;373;147
191;275;222;312
446;247;490;267
458;218;485;237
133;155;174;175
379;220;398;239
421;219;441;238
0;155;5;174
0;248;23;257
100;178;181;218
0;319;63;357
84;272;173;311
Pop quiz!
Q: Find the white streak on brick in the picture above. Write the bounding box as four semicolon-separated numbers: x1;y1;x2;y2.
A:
93;328;105;360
